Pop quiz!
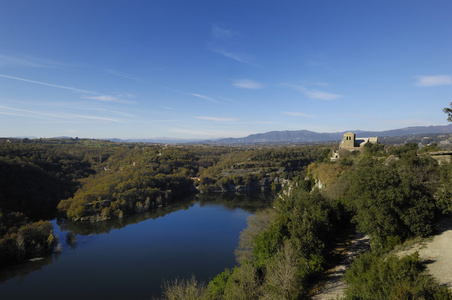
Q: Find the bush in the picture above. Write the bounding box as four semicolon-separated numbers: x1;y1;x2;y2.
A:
343;251;452;299
161;275;206;300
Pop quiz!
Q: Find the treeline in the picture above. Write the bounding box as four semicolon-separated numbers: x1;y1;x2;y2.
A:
160;142;452;299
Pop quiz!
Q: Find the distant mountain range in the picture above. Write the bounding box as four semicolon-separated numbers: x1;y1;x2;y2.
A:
107;124;452;145
211;124;452;145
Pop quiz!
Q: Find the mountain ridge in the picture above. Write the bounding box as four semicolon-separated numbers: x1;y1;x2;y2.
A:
212;124;452;144
96;124;452;144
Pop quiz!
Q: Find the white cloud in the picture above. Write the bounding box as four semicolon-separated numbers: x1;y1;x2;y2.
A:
211;24;238;39
160;86;221;103
189;93;219;103
108;70;144;83
159;106;174;110
0;74;135;104
303;89;342;100
0;53;66;68
81;95;135;104
91;108;137;118
232;79;263;89
0;74;97;94
195;116;238;122
216;96;241;104
285;84;342;100
0;104;123;123
0;110;51;119
0;105;69;120
208;24;257;66
73;115;122;123
81;95;117;102
415;75;452;87
282;112;315;118
209;47;257;66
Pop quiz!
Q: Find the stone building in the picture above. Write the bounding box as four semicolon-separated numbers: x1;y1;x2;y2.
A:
339;132;378;150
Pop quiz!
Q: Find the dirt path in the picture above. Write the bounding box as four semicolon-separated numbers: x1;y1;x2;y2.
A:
312;218;452;299
311;233;370;300
397;217;452;290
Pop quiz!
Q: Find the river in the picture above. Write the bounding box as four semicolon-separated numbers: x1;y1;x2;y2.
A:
0;192;273;300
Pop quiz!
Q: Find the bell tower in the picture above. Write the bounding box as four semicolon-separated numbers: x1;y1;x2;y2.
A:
341;132;355;148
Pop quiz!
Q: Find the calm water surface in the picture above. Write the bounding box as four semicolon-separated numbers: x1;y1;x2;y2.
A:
0;193;272;300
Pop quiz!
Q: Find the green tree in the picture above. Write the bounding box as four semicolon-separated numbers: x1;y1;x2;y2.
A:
344;157;436;241
235;208;277;264
223;263;260;300
343;252;452;299
444;102;452;122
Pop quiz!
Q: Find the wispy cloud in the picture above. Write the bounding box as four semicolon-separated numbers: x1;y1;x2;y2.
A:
0;53;66;68
0;74;134;104
108;70;144;83
0;74;98;94
81;95;136;104
208;24;258;67
0;105;123;122
159;106;174;110
209;48;257;66
0;110;52;120
73;115;122;123
216;96;241;105
189;93;220;103
0;105;70;120
160;85;221;103
282;112;315;118
415;75;452;87
195;116;238;122
211;24;238;39
303;89;342;100
285;84;342;100
232;79;263;89
90;108;138;118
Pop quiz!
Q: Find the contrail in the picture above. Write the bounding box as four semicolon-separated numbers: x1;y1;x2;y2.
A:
0;74;100;95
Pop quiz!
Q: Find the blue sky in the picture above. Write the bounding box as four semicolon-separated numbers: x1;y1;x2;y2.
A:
1;1;451;140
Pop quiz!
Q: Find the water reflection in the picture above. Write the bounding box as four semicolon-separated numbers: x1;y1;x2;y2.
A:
196;191;274;211
0;254;59;284
0;192;273;290
57;191;273;236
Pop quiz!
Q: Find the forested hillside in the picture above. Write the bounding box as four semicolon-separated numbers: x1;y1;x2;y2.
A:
0;139;324;266
161;142;452;299
0;139;105;266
